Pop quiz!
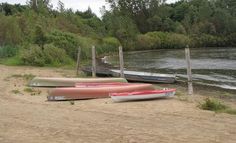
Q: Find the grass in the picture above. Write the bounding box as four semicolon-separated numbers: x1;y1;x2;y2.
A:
11;89;21;94
199;98;236;115
24;87;34;93
11;74;35;81
24;87;41;96
0;56;23;66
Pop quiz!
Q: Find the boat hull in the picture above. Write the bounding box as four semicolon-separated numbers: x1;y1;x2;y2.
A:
110;89;176;102
111;70;176;84
47;84;155;101
75;82;131;87
29;77;127;87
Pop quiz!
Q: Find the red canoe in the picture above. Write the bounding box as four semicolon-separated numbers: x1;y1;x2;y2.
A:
110;89;176;102
47;83;155;101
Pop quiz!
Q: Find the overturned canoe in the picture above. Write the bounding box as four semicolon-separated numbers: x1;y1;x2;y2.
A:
111;69;176;84
47;83;155;101
110;89;176;102
29;77;128;87
75;82;131;88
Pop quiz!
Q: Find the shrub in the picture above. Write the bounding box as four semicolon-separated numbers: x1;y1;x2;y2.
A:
43;44;73;66
135;34;161;50
191;34;225;47
47;30;80;59
199;98;227;111
96;37;120;55
166;33;190;48
141;31;190;49
20;44;72;66
0;45;18;58
0;15;22;45
20;45;45;66
226;33;236;46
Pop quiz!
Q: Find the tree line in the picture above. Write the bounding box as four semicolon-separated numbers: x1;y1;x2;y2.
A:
0;0;235;66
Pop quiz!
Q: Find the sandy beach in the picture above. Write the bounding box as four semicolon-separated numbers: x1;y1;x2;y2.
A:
0;65;236;143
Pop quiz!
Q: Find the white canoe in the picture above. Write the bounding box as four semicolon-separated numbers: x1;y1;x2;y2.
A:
29;77;127;87
110;89;176;102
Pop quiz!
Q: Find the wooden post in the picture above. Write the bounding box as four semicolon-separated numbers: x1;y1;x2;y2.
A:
185;46;193;95
92;46;96;77
76;47;81;75
119;46;125;78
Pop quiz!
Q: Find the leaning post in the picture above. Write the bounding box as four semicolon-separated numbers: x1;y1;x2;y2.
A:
119;46;125;78
185;45;193;95
76;47;81;76
92;46;96;77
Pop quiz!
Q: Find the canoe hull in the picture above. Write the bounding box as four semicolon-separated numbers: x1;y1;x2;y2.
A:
111;70;176;84
29;77;127;87
47;84;155;101
110;89;176;102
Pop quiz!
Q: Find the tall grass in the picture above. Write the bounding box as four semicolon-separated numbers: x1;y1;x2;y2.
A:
199;98;236;115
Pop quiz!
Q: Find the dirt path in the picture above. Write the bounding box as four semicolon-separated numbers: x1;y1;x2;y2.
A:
0;65;236;143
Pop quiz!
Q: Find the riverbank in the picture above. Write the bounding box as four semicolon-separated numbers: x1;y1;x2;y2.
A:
0;65;236;143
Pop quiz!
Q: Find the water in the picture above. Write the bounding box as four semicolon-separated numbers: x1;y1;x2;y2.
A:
106;47;236;90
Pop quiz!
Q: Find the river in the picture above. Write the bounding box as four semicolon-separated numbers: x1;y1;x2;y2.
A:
106;47;236;90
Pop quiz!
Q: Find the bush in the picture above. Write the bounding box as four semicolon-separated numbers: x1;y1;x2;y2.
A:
20;44;72;66
0;45;18;58
166;33;190;48
43;44;73;66
135;34;161;50
20;45;45;66
137;31;190;49
0;15;22;45
47;30;79;60
191;34;225;47
226;33;236;46
96;37;120;55
199;98;227;111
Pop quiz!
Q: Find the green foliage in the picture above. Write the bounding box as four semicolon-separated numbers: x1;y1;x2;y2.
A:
0;14;22;45
34;25;47;48
47;30;80;59
146;32;190;49
199;98;227;111
11;89;21;94
191;34;225;47
199;98;236;115
136;34;161;50
96;37;120;55
1;56;23;66
0;45;18;58
226;33;236;46
20;44;72;66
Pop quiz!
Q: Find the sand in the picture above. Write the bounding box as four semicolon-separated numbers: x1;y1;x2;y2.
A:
0;65;236;143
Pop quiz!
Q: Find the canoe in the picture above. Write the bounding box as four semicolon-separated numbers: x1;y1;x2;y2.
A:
29;77;127;87
111;69;176;83
75;82;131;87
47;83;155;101
110;89;176;102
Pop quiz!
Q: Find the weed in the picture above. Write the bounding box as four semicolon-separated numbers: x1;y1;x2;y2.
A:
223;109;236;115
199;98;227;111
24;88;34;93
11;89;21;94
11;74;35;81
199;98;236;115
70;101;75;105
